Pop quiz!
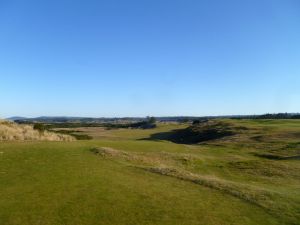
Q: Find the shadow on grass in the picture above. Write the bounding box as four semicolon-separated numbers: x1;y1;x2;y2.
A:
140;127;234;144
253;153;300;160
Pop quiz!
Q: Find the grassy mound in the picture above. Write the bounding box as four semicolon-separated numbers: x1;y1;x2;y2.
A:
0;120;75;141
145;120;236;144
170;121;234;143
92;146;299;224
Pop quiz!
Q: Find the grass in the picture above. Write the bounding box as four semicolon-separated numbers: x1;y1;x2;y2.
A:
51;129;93;140
0;119;299;225
0;120;75;141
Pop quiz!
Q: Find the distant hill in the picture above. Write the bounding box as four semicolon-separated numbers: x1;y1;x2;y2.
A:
10;116;213;124
7;113;300;124
7;116;28;121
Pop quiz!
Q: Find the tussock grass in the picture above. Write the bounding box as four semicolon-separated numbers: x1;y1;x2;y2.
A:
0;120;75;141
93;147;275;206
92;147;203;168
92;147;168;165
145;166;277;208
228;160;300;178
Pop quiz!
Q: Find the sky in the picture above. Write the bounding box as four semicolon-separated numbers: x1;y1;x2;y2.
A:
0;0;299;118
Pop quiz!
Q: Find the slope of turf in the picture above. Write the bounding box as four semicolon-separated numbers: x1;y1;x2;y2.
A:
1;119;299;225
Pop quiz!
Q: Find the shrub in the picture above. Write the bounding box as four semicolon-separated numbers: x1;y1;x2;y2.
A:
33;123;46;133
148;117;156;124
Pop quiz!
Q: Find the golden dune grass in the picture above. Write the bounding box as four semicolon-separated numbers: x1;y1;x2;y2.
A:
0;120;75;141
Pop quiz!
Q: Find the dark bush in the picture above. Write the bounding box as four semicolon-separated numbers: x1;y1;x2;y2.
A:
193;120;200;125
148;117;156;124
33;123;46;133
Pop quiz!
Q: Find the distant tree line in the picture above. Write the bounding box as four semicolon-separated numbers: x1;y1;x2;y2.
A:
108;117;157;129
257;113;300;119
17;117;157;130
232;113;300;120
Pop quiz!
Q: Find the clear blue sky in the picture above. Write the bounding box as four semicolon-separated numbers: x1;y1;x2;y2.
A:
0;0;299;118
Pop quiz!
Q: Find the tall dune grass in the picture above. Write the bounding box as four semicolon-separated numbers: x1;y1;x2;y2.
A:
0;120;75;141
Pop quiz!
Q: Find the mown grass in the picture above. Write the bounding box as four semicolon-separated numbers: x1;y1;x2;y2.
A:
1;119;299;225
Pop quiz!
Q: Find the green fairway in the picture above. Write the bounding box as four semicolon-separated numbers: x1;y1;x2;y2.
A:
1;120;299;225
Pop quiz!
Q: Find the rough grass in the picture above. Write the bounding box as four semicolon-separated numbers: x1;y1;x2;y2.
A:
92;147;299;224
0;120;75;141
